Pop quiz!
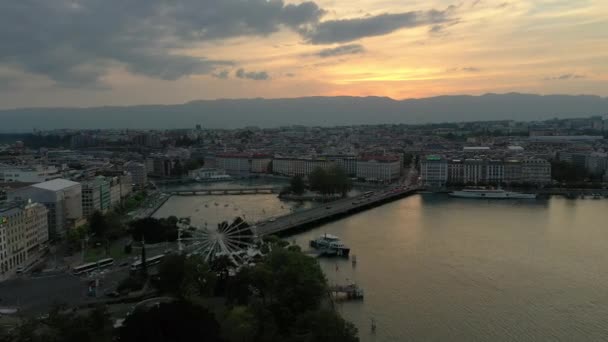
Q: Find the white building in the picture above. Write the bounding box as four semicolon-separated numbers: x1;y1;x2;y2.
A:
0;201;48;282
8;179;83;238
356;156;402;183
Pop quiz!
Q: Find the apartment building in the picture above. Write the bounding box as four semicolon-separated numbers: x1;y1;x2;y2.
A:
0;201;48;282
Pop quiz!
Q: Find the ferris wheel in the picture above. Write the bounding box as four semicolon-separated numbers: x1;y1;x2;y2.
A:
176;204;262;266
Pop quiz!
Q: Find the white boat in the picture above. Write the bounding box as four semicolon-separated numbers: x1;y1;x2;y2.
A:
449;188;536;199
310;234;350;257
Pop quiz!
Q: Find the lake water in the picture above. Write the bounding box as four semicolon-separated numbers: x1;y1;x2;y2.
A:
156;193;608;341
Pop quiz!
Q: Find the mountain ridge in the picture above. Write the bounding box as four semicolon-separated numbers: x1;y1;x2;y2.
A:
1;93;607;130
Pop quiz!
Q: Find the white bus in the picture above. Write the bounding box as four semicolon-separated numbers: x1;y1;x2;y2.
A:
72;258;115;275
130;254;165;272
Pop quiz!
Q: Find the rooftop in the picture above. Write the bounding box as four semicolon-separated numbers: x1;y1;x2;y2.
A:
31;178;80;191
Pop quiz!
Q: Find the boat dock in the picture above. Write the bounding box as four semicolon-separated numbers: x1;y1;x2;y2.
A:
329;284;364;300
256;186;419;236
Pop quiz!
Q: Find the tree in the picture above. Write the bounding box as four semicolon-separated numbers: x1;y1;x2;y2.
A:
157;254;216;299
309;166;352;196
129;217;179;243
221;306;258;342
89;211;108;238
118;301;223;342
8;304;112;342
551;160;588;183
308;167;327;194
289;175;305;195
294;310;359;342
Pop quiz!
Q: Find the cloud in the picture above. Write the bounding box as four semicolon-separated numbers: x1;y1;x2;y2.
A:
301;9;454;44
315;44;366;58
0;1;457;88
235;69;270;80
212;70;230;79
544;74;586;80
0;0;322;87
446;67;481;73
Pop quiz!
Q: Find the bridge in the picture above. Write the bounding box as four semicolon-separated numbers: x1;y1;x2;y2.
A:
254;186;420;236
168;186;283;196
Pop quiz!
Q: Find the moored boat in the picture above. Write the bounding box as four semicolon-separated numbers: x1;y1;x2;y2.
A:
449;188;536;199
310;234;350;257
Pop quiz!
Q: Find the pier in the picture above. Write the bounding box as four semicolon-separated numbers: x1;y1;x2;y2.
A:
255;186;419;236
168;186;282;196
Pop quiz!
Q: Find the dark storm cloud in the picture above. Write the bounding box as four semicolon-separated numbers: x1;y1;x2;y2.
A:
315;44;366;58
0;0;321;87
302;9;453;44
544;74;586;80
235;69;270;80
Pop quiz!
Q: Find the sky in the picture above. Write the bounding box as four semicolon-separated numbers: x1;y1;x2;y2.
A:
0;0;607;109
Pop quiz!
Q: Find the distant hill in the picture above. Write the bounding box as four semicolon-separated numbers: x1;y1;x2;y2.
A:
1;93;607;130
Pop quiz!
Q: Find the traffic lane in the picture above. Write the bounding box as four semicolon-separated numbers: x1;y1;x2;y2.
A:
0;274;87;314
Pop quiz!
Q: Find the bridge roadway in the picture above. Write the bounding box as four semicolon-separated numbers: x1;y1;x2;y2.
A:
255;186;419;236
169;186;282;196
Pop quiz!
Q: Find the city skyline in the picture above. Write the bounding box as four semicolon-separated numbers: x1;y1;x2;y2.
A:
1;0;607;109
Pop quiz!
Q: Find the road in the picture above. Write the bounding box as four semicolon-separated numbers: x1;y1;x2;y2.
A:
255;185;418;236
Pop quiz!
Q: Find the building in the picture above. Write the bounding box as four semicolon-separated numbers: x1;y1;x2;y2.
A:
503;160;523;184
521;159;552;184
8;179;83;238
324;155;358;177
420;155;448;187
561;152;608;176
356;156;402;183
0;165;61;183
82;177;111;217
272;157;306;177
216;153;251;175
272;157;336;177
124;161;147;187
145;156;176;177
427;156;551;186
250;154;272;173
0;201;49;281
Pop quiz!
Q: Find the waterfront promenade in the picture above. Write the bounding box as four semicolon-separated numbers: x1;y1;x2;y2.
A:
255;186;419;236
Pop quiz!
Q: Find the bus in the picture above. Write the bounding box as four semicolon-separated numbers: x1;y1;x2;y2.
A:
130;254;165;272
72;258;115;275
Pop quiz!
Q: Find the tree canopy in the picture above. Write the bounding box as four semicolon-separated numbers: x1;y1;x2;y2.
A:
289;175;305;195
129;216;179;243
156;254;217;299
308;166;352;196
